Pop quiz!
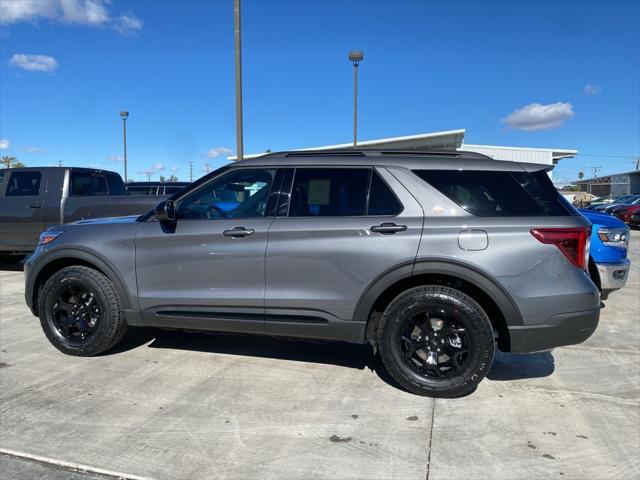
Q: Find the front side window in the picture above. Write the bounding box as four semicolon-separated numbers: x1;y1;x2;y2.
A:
414;170;573;217
6;171;41;196
176;169;275;220
71;172;109;196
289;168;369;217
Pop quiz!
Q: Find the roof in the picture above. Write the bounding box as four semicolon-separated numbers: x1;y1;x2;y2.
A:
463;144;578;161
228;129;466;161
573;169;640;183
230;149;552;172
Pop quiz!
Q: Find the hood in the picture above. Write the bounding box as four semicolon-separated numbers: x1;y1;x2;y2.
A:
579;209;627;228
70;215;140;225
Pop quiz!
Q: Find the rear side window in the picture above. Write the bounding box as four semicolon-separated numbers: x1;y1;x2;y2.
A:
6;171;41;196
289;168;369;217
368;171;402;215
71;172;109;196
414;170;572;217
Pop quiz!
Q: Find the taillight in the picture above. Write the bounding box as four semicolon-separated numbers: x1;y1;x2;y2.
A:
530;227;591;270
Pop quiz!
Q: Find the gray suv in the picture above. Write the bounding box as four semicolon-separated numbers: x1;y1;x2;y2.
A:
24;150;600;397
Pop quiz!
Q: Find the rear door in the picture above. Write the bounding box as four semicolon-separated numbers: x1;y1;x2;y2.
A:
134;167;281;333
0;170;48;251
264;166;423;341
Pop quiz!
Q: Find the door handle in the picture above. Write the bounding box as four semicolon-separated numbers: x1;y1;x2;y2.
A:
28;203;41;209
370;222;407;234
223;227;255;238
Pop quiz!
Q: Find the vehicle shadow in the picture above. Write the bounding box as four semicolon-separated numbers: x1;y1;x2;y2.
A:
487;350;555;380
107;329;554;395
0;256;25;272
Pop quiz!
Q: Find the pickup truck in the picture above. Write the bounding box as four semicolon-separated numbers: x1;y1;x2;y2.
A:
0;167;165;255
581;209;631;299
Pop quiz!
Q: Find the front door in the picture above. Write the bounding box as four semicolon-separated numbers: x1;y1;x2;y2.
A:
134;167;279;334
264;166;423;342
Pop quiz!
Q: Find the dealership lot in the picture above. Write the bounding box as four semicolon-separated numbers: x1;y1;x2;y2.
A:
1;232;638;480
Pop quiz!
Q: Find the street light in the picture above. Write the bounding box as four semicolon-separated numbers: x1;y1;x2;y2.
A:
348;51;364;148
234;0;244;161
120;111;129;182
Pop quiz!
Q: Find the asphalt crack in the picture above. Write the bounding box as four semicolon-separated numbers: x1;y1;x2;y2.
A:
425;399;436;480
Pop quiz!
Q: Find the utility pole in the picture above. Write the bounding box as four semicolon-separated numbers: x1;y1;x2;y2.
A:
203;163;212;174
57;160;62;167
120;111;129;182
348;51;364;147
234;0;244;161
189;161;194;182
589;166;601;196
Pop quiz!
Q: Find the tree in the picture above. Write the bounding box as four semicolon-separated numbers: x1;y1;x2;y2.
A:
1;156;25;168
167;175;178;182
159;175;166;182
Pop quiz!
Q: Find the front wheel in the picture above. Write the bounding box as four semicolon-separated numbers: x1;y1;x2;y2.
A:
378;285;495;397
38;266;128;356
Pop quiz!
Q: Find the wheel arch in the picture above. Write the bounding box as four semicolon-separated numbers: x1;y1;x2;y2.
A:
354;259;523;352
29;249;133;316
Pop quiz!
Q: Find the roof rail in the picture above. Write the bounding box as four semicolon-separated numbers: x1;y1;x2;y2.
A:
257;148;493;161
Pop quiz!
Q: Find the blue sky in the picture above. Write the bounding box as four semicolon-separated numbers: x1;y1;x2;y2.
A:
1;0;638;182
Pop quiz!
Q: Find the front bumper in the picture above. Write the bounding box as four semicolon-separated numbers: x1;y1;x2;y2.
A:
508;307;600;353
596;259;630;298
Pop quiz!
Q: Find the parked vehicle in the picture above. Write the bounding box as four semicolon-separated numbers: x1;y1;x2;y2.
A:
24;150;601;397
126;181;189;196
598;195;640;214
0;167;164;254
591;194;639;212
579;210;630;300
630;210;640;228
571;191;596;207
614;204;640;226
585;195;617;210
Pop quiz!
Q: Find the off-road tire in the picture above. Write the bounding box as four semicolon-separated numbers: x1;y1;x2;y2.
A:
38;266;128;356
378;285;495;398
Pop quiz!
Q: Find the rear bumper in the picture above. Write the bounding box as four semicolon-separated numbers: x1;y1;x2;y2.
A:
596;260;630;298
508;307;600;353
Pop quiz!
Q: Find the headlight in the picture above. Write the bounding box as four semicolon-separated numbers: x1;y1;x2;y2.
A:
39;230;64;246
597;227;629;248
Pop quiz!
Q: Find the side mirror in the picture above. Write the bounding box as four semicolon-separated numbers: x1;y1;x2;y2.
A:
154;200;176;222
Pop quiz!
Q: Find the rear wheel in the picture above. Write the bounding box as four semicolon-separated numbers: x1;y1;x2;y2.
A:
38;266;128;356
378;285;495;397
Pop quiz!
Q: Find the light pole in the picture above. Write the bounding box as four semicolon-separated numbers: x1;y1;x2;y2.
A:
234;0;244;161
348;51;364;148
120;111;129;182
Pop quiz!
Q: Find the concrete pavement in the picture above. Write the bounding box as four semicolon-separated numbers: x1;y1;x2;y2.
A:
1;232;638;479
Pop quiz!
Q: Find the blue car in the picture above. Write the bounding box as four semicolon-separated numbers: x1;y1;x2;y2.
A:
580;209;631;299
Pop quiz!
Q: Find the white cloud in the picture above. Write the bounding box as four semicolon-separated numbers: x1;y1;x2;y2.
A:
0;138;9;150
170;166;180;173
107;154;123;162
503;102;574;131
23;145;46;153
0;0;142;35
9;53;58;72
137;162;165;179
584;83;602;96
207;146;233;158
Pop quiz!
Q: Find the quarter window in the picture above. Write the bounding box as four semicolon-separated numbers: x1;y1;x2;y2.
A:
176;169;275;220
6;171;41;196
414;170;573;217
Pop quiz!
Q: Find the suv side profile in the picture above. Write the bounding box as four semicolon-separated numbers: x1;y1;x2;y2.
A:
24;150;600;397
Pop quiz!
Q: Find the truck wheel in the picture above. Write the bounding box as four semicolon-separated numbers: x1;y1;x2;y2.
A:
377;285;495;398
38;266;128;356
